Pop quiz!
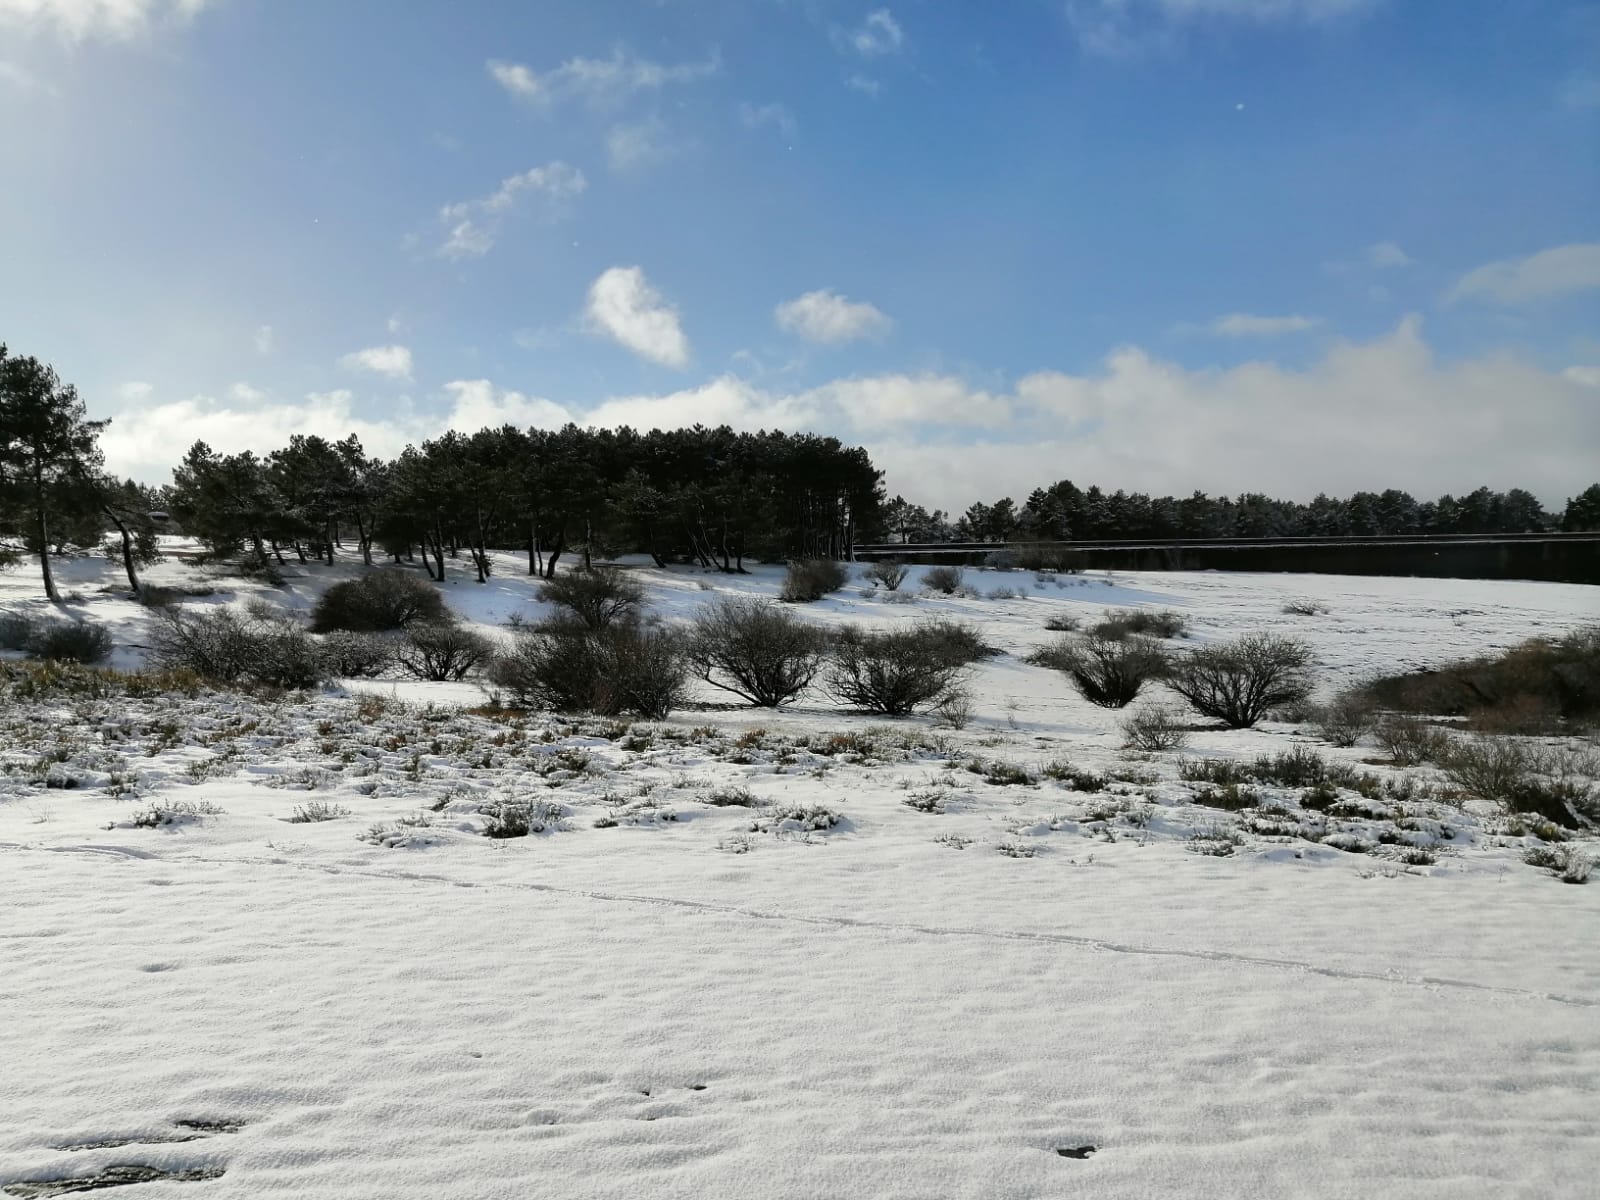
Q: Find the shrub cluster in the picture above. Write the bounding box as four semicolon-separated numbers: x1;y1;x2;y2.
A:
0;610;113;664
1120;702;1189;751
490;619;687;718
1359;626;1600;729
1028;633;1167;708
538;567;646;629
150;606;326;689
394;624;492;681
921;565;965;595
1166;634;1313;729
862;559;909;591
687;597;827;707
1092;609;1189;640
779;559;849;603
311;571;449;633
826;624;971;715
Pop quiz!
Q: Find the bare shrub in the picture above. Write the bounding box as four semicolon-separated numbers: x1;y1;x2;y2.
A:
490;620;687;718
826;625;970;715
395;624;492;681
934;688;974;729
1092;609;1189;640
0;609;41;650
1443;737;1595;828
1523;845;1591;884
779;559;849;603
149;606;328;688
310;571;449;633
862;559;909;591
1360;626;1600;728
1373;715;1451;766
318;631;394;678
1310;689;1378;747
1167;633;1313;729
1043;613;1080;633
688;596;827;707
1282;600;1329;616
916;618;999;664
922;565;964;594
1028;633;1168;709
27;620;113;664
981;549;1019;571
1120;702;1190;751
538;567;646;630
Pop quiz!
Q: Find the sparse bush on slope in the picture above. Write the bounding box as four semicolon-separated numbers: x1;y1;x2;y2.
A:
922;565;964;595
538;567;646;630
688;597;828;707
1167;633;1314;729
862;559;909;591
311;572;449;633
826;624;970;715
395;624;492;682
780;559;849;603
1092;609;1189;640
149;606;329;689
491;619;688;718
1028;633;1168;708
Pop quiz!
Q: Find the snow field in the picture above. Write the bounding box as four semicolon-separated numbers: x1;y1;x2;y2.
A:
2;551;1598;1198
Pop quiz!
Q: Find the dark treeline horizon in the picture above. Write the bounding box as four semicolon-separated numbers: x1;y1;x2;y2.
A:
5;344;1600;598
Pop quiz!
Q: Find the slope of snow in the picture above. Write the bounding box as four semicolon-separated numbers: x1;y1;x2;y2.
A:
1;551;1597;1198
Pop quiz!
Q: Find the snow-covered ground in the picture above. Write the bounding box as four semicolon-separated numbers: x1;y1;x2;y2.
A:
2;551;1597;1198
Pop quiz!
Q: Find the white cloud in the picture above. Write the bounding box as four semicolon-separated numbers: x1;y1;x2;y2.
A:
439;380;573;431
0;0;215;40
436;161;585;259
584;266;690;368
1207;312;1320;337
0;59;40;89
1564;366;1600;388
848;9;904;56
1366;240;1411;268
486;48;718;110
228;381;267;403
339;344;413;380
1066;0;1376;55
775;289;894;344
1447;242;1600;305
116;380;153;401
846;74;882;97
253;324;274;355
739;102;797;137
606;118;676;171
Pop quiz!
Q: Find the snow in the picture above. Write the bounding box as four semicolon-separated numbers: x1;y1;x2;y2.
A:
2;550;1598;1198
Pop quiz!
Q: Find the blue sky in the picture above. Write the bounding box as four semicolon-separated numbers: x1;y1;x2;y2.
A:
1;0;1596;509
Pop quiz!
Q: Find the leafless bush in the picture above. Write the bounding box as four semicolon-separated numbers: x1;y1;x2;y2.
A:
922;565;964;594
1373;715;1451;766
934;688;974;729
863;559;909;591
826;625;970;715
149;606;328;688
1092;609;1189;640
1028;633;1168;708
1043;613;1080;633
688;596;827;707
490;620;688;718
395;623;492;681
1310;689;1379;747
1167;633;1313;729
1282;599;1329;616
26;619;113;664
1120;702;1190;751
0;609;39;650
538;567;646;629
779;559;849;603
1442;736;1596;828
317;631;394;678
311;571;448;632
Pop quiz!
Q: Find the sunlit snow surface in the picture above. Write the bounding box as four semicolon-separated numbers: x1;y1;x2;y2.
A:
2;550;1597;1198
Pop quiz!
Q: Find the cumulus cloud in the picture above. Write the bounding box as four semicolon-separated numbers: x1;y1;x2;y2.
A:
846;9;904;56
1447;242;1600;305
437;161;585;259
0;0;215;40
1207;312;1320;336
775;289;894;344
254;324;274;355
339;345;413;380
116;380;153;401
487;48;718;110
585;266;690;368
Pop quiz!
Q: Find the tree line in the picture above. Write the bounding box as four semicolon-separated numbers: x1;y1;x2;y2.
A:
4;342;1597;602
885;479;1600;544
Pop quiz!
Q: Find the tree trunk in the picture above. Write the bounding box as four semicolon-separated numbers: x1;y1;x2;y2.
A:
105;508;141;594
36;505;60;603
